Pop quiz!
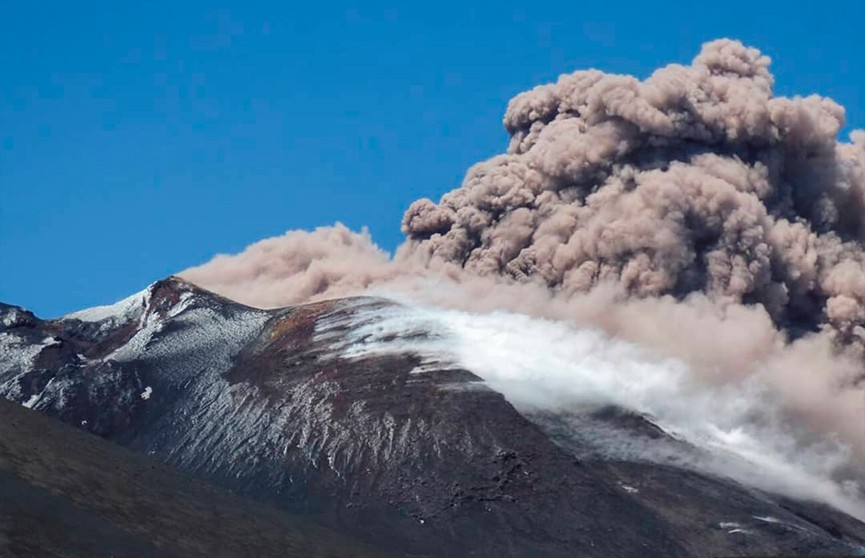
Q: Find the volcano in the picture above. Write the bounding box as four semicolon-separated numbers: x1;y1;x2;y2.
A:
1;276;862;557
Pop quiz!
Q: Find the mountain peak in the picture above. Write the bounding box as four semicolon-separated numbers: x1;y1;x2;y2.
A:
1;284;863;557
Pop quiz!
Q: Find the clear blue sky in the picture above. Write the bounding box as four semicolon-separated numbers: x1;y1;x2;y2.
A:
2;1;863;317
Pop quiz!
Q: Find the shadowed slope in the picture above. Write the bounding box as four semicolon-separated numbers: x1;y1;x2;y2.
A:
0;398;389;558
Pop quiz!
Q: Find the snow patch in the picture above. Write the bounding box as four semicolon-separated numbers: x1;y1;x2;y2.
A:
22;393;40;409
753;515;782;524
66;287;151;323
1;307;26;327
141;386;153;400
105;287;196;362
0;332;54;378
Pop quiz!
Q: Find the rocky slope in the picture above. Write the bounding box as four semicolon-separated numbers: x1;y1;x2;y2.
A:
1;277;862;557
0;398;388;558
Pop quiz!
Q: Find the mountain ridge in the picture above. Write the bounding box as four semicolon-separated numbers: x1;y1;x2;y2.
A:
1;276;863;557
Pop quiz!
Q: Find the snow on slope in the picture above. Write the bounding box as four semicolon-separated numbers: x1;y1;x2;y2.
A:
0;279;268;424
4;282;863;528
0;332;57;377
66;287;151;323
318;301;865;520
0;331;60;406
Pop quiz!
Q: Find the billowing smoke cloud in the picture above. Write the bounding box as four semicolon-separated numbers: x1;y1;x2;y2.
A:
179;40;865;513
402;39;865;354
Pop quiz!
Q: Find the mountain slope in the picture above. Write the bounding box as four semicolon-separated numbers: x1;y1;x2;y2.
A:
0;397;388;558
1;277;863;557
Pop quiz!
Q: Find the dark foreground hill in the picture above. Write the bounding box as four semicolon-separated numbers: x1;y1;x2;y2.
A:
0;398;389;558
1;277;863;557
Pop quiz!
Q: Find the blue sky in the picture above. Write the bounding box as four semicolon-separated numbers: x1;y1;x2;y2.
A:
2;1;863;316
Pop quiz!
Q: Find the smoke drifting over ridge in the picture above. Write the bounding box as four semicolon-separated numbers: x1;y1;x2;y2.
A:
180;39;865;504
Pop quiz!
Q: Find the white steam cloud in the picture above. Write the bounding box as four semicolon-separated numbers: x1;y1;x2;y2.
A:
320;301;864;520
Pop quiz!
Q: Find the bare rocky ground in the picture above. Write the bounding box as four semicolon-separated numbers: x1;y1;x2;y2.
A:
0;398;389;558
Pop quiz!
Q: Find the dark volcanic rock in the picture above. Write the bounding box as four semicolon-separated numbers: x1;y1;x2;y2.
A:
1;277;862;557
0;398;388;558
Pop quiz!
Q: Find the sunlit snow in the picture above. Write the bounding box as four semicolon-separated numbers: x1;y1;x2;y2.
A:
66;287;151;323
